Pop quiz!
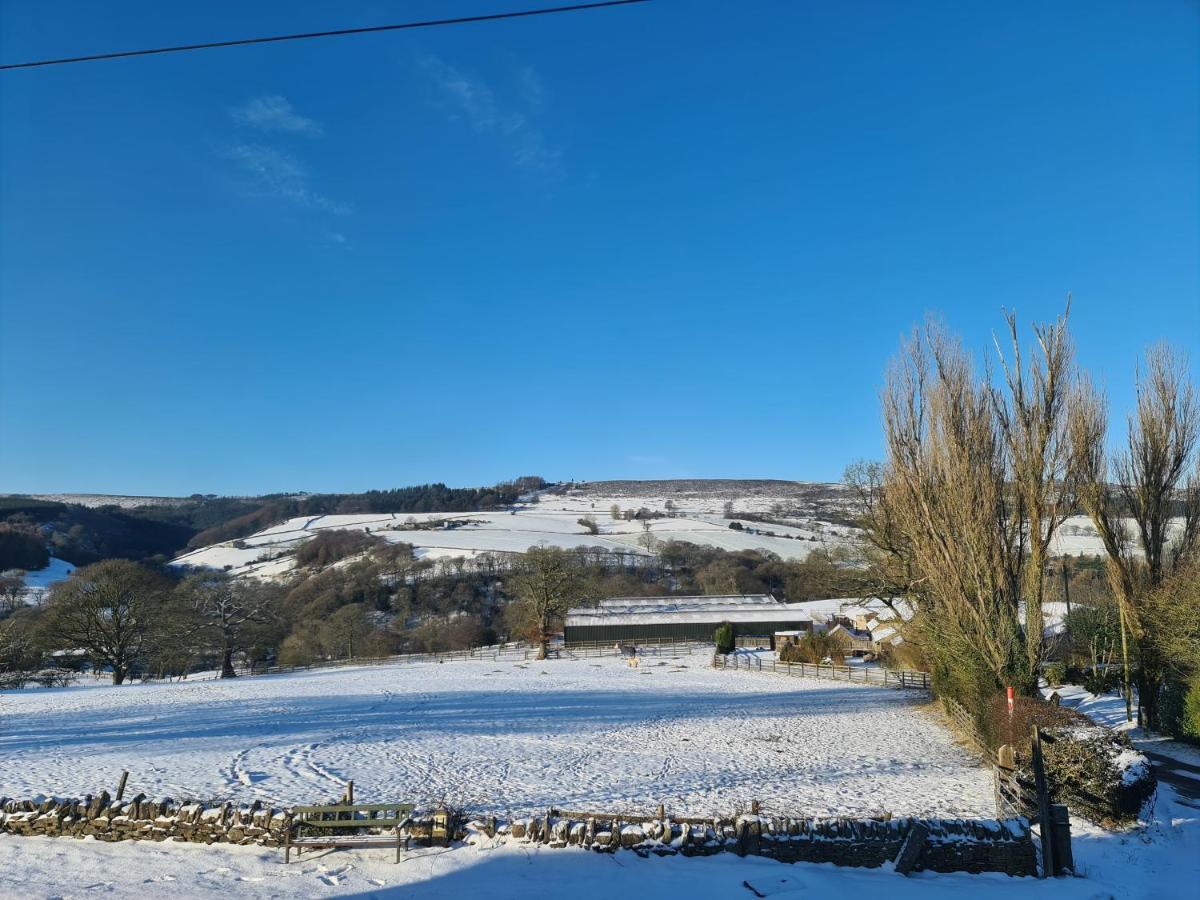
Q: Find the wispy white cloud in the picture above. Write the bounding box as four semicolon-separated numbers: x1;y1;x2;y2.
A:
230;95;323;137
224;143;350;216
518;66;546;113
419;54;560;174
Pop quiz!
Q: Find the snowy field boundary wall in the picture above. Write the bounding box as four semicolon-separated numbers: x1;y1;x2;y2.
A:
0;794;446;849
0;795;1038;877
503;810;1037;876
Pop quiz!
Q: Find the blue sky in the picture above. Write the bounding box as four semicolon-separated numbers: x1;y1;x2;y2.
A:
1;0;1197;496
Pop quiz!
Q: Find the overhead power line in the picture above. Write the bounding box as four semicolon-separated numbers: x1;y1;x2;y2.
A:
0;0;652;71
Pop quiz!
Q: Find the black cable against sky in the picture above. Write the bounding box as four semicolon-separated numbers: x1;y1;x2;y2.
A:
0;0;652;71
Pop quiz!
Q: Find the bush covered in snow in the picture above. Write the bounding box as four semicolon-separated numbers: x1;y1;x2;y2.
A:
1040;726;1154;825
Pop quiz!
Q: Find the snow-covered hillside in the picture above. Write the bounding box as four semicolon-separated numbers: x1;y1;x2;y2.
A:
170;482;861;579
166;479;1174;581
0;654;990;819
0;557;75;604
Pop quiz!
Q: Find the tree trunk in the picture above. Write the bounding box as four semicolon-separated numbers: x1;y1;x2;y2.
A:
1138;669;1161;732
112;666;126;685
220;646;237;679
1119;602;1134;723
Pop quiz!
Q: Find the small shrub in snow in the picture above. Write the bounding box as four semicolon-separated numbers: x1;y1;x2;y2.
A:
1043;663;1065;688
1083;667;1120;696
779;630;849;665
713;622;734;655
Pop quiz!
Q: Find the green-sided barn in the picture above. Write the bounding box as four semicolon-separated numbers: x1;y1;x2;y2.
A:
563;594;816;648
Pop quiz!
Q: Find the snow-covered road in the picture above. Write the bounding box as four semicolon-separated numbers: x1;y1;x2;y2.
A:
0;655;990;819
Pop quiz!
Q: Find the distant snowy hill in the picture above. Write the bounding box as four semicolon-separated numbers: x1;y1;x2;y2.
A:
12;493;187;509
170;480;863;579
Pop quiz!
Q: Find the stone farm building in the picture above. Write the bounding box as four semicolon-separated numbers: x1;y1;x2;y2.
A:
563;594;817;647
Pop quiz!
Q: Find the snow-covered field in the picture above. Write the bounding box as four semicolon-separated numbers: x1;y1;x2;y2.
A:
0;655;990;819
3;658;1196;898
1050;515;1187;557
169;485;862;578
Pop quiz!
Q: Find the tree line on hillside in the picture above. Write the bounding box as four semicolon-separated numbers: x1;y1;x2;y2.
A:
185;478;546;549
847;308;1200;745
0;477;547;568
0;533;878;686
0;524;50;572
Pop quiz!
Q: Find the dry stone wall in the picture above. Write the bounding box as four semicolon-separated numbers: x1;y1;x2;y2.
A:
0;793;448;848
496;811;1037;876
0;793;293;846
0;793;1038;877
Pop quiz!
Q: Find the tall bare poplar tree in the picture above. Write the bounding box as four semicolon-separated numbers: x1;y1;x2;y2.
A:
991;310;1077;679
1069;345;1199;727
853;309;1076;719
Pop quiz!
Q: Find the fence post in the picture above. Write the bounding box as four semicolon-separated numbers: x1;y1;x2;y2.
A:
1031;726;1055;878
115;771;129;802
1049;804;1073;875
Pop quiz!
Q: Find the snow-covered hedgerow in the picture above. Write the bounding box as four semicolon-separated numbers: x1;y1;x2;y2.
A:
1041;726;1154;824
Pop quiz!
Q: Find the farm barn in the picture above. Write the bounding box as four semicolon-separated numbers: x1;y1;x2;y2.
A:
563;594;816;647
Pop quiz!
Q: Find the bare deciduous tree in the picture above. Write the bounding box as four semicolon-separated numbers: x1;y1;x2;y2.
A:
507;546;592;659
856;310;1077;716
0;575;27;616
181;573;278;678
990;309;1077;678
45;560;169;685
1070;345;1199;726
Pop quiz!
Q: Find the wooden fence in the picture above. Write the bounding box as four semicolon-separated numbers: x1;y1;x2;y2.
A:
713;652;931;690
232;642;534;678
562;641;706;659
941;696;988;756
229;639;707;679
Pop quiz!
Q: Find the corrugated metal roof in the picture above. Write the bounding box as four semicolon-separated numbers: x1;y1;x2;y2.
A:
565;601;816;628
595;594;775;609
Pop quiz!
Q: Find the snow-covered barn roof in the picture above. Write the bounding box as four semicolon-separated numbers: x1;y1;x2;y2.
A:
595;594;776;610
566;595;815;628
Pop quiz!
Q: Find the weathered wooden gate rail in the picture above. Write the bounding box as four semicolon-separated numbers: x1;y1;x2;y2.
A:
713;652;931;690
